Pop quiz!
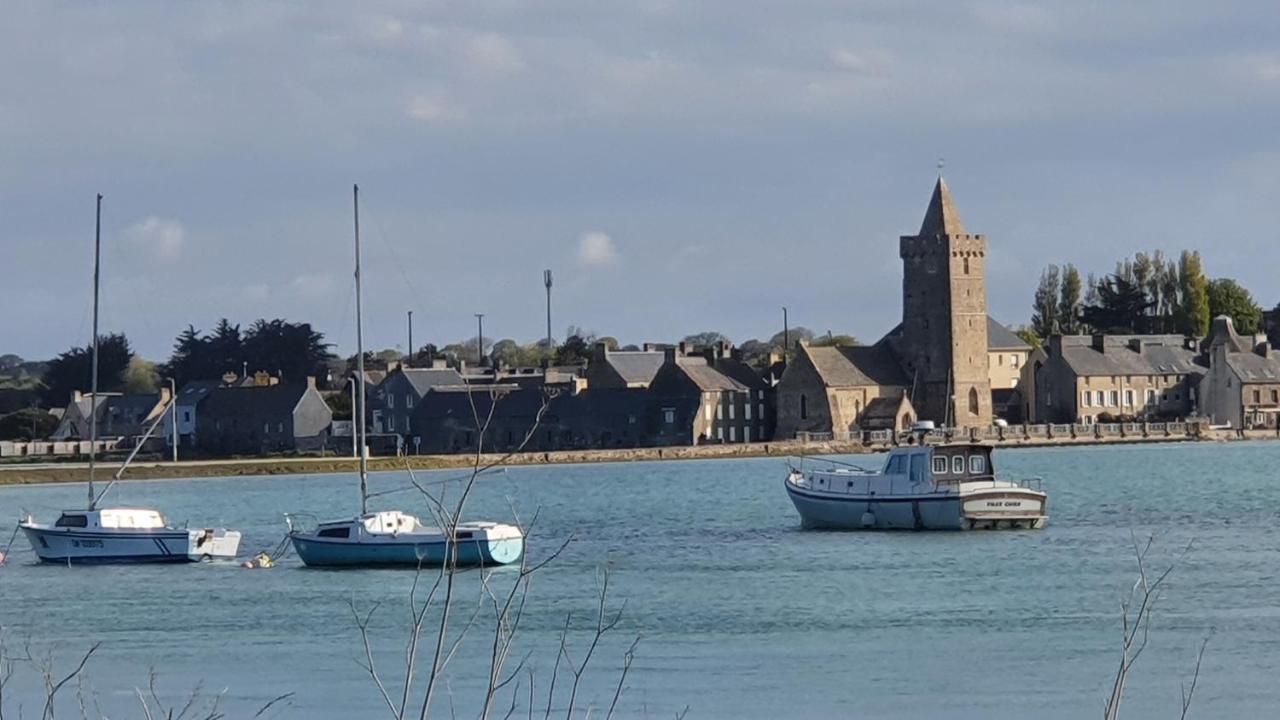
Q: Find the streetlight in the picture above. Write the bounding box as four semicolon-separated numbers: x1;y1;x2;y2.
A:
782;306;790;353
407;310;414;366
544;269;553;357
475;313;485;367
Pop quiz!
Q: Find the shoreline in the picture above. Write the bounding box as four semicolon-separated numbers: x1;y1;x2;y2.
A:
0;429;1274;486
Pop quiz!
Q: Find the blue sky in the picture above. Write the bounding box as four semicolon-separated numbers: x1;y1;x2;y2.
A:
3;1;1279;360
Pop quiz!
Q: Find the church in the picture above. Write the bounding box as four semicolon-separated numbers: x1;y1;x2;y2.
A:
774;176;1028;438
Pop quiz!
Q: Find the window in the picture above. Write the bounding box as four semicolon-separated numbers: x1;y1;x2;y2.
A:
745;403;752;420
744;426;751;442
1082;391;1092;408
628;414;636;425
998;354;1004;366
182;410;191;423
55;514;88;528
715;426;723;440
963;257;970;274
1146;389;1156;404
277;422;284;433
933;457;948;474
388;394;395;408
910;454;928;483
716;403;723;420
728;401;735;420
1108;390;1119;407
952;455;965;474
1124;390;1134;406
800;394;808;420
1273;390;1279;404
968;387;979;415
264;423;270;434
758;390;765;399
1011;355;1020;368
317;527;350;538
663;408;675;424
705;404;712;421
1253;389;1261;404
886;455;906;474
969;455;986;474
758;403;765;418
729;426;736;442
406;394;414;408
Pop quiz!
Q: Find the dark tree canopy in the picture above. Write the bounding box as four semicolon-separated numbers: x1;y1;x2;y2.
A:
161;318;333;386
0;407;58;440
1206;278;1262;335
1080;275;1154;334
553;335;591;366
680;331;731;350
40;333;133;405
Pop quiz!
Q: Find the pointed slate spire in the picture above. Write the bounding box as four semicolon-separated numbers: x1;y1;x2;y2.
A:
918;176;966;237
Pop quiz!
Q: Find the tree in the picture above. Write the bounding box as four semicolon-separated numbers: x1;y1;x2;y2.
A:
738;338;773;367
412;343;440;365
1058;264;1083;335
1031;265;1061;337
811;333;859;347
1206;278;1262;334
1081;275;1153;334
554;334;591;365
326;389;353;420
40;333;132;406
1014;326;1042;350
595;336;620;351
0;354;22;373
767;326;815;350
490;339;545;368
0;407;58;440
122;356;160;393
1178;251;1210;337
242;319;334;381
681;331;730;349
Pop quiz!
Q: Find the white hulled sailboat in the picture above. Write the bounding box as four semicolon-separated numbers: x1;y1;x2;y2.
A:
19;195;241;563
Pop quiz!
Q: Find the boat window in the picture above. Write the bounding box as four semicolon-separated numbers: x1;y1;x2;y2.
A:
969;455;986;475
317;527;350;539
55;514;88;528
455;531;474;540
932;457;948;474
951;455;965;474
885;455;906;474
909;455;928;483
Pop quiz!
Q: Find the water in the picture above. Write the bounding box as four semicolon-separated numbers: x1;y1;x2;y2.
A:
2;441;1279;718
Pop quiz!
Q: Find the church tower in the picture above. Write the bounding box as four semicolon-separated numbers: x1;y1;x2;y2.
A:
897;177;992;427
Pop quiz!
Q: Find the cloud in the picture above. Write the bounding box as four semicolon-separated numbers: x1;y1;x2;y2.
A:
406;94;462;122
464;33;525;75
286;273;334;300
242;284;270;302
577;231;619;267
122;216;185;261
828;49;877;74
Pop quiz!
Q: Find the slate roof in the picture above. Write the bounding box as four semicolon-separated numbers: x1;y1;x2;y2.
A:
399;368;465;396
916;176;967;237
987;317;1030;350
200;383;311;418
861;396;904;421
1226;352;1280;383
803;344;909;388
176;380;221;408
711;357;769;391
1057;336;1202;378
674;357;749;392
603;351;665;386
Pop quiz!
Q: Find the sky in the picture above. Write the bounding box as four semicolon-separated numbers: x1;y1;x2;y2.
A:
3;1;1279;361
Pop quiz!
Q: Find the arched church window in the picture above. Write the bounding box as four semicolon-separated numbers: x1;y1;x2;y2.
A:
968;387;979;415
800;394;808;420
963;257;970;275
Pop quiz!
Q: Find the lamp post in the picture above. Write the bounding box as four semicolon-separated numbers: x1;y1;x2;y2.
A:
475;313;485;367
407;310;414;366
782;306;789;353
544;270;553;357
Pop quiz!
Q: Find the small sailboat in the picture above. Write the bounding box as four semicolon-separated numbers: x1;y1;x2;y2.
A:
19;195;241;564
286;185;524;568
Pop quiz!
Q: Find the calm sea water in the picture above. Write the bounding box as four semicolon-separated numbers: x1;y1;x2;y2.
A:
2;441;1279;718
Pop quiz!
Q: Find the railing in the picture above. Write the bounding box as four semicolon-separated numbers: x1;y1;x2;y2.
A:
789;420;1202;446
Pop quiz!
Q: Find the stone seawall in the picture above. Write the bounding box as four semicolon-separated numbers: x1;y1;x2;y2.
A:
0;427;1275;486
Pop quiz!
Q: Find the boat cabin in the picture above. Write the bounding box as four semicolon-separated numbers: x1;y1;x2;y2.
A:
54;508;167;529
361;511;424;534
880;443;995;483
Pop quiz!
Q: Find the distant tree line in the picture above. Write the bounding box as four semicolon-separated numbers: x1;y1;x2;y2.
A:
1028;250;1267;340
162;318;334;387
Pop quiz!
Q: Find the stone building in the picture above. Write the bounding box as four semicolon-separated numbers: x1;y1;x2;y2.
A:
51;388;172;441
1025;335;1203;424
196;378;332;454
887;177;993;428
584;343;665;389
647;347;754;445
370;364;464;438
1199;315;1280;429
774;343;913;438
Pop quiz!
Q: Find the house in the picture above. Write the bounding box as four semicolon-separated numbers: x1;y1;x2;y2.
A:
370;363;465;438
1199;315;1280;429
196;378;332;455
700;341;776;441
774;342;913;439
584;343;665;389
51;389;171;441
647;346;752;445
1025;334;1203;424
163;379;222;447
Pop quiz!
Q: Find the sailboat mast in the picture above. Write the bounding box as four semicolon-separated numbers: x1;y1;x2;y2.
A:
88;194;102;510
353;184;368;514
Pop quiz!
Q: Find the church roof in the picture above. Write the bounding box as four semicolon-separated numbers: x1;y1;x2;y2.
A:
987;317;1031;350
801;344;909;388
918;176;967;237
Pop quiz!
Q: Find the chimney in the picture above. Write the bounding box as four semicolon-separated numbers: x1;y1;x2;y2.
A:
387;361;401;373
1259;342;1273;359
677;341;689;355
663;347;677;364
72;390;83;403
642;342;658;352
592;342;609;363
1091;334;1106;353
1048;335;1064;358
306;376;317;390
431;358;448;369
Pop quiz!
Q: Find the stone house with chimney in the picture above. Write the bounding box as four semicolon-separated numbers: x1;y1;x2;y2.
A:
196;378;332;455
370;363;465;440
647;346;753;445
585;343;665;389
1025;334;1203;424
1199;315;1280;429
51;389;172;441
774;342;914;438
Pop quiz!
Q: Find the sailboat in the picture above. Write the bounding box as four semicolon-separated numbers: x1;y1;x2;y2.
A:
286;185;524;568
18;195;242;564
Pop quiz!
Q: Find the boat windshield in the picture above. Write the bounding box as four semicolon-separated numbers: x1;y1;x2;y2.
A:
909;454;929;483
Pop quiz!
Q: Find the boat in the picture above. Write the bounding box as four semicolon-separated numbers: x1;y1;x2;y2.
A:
286;185;524;568
18;195;241;564
784;442;1047;530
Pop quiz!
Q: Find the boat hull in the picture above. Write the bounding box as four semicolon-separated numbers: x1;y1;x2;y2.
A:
785;483;1046;531
290;534;524;568
20;525;242;564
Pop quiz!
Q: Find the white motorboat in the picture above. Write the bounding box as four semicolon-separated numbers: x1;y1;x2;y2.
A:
287;185;523;568
20;508;240;564
784;442;1047;530
18;194;241;564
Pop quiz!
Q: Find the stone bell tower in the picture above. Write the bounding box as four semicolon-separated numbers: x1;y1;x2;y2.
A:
897;177;992;427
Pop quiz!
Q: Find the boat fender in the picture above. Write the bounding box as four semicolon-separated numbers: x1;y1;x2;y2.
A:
860;511;876;528
0;550;6;566
242;552;275;569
